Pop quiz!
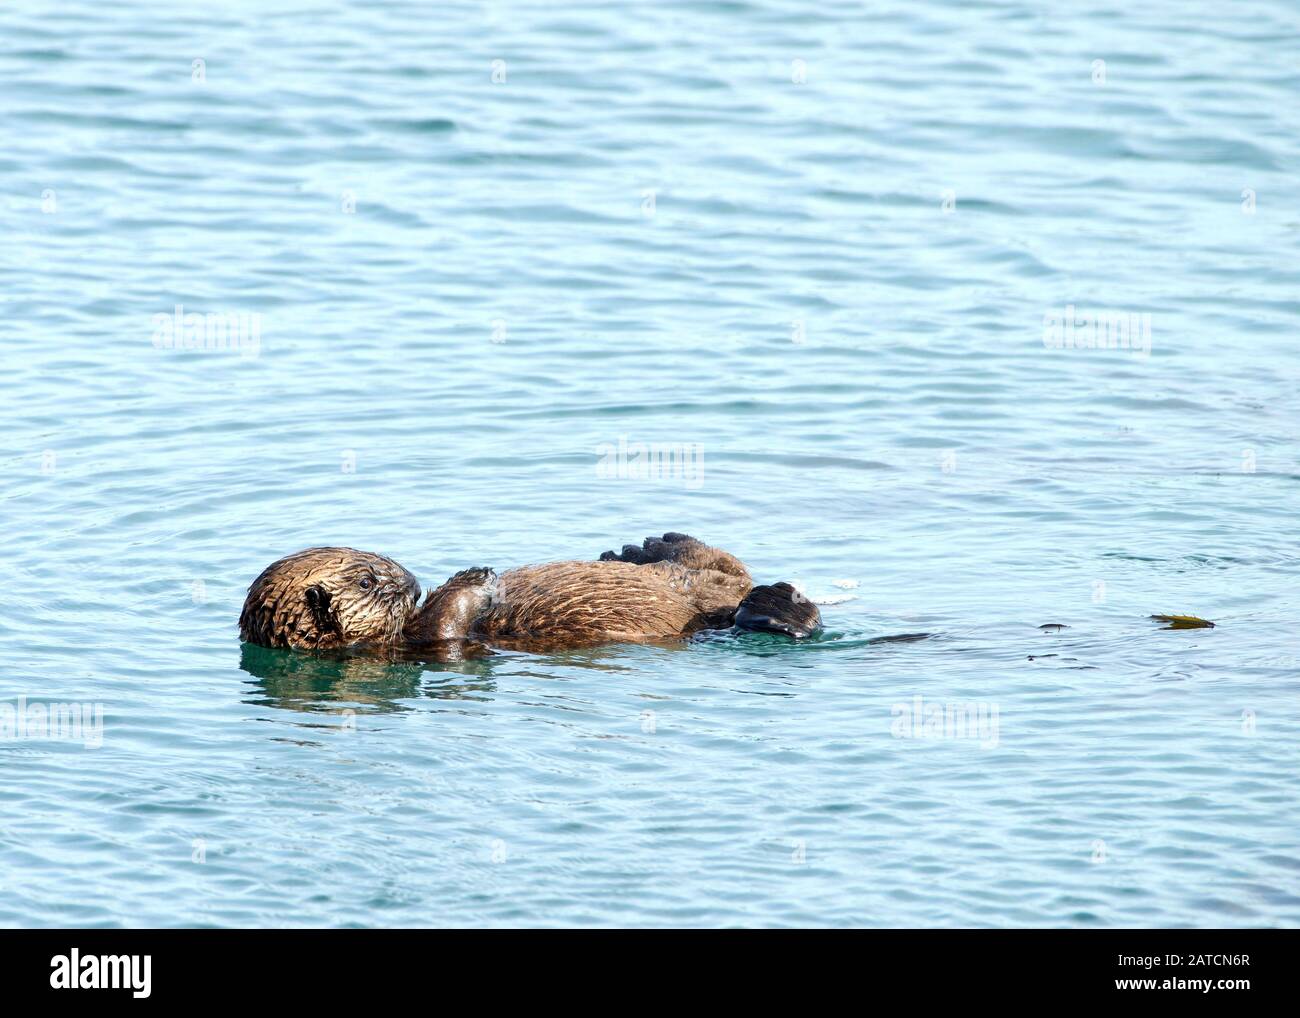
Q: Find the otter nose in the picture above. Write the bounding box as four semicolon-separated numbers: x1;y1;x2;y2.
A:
403;571;421;603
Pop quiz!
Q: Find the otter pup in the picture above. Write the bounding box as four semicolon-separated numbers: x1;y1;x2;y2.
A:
240;533;820;653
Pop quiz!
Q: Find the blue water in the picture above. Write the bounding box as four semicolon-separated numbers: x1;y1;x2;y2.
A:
2;0;1298;927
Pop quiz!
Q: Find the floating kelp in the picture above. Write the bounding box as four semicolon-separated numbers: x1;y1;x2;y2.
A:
1150;614;1216;630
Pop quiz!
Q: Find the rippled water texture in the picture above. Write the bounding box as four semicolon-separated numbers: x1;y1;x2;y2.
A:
2;1;1298;927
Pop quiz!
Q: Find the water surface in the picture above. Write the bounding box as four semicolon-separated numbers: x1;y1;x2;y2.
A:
2;0;1298;926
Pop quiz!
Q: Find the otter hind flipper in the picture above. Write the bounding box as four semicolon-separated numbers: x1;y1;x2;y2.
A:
599;532;701;566
598;532;751;580
734;582;821;639
408;566;499;642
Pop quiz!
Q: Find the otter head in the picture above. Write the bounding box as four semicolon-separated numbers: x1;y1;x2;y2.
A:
239;547;421;651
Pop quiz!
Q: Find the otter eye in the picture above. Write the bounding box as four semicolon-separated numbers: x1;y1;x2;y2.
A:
359;576;374;591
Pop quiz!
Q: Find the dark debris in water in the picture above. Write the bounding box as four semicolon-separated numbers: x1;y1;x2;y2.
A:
1034;617;1216;633
865;632;932;644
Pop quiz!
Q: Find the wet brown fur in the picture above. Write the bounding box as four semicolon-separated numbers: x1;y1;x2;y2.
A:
242;534;815;652
462;560;752;645
239;546;420;650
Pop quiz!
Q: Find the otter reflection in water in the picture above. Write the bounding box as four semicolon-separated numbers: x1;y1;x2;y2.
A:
238;641;498;715
239;533;821;655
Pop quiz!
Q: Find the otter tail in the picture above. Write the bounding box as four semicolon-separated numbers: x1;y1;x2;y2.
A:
734;582;821;639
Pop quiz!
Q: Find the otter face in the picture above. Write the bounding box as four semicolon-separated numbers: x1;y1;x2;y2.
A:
239;547;421;650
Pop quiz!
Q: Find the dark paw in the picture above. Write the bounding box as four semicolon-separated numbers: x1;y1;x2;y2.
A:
599;532;702;562
735;582;821;638
599;537;684;564
607;542;650;564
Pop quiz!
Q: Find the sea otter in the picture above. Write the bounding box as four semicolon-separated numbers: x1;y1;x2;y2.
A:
238;546;422;650
239;533;820;653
